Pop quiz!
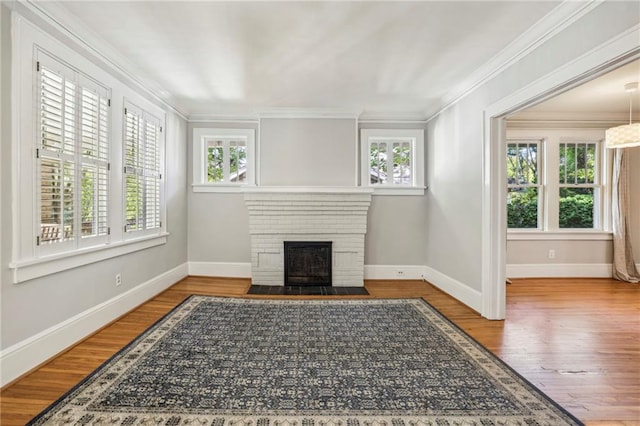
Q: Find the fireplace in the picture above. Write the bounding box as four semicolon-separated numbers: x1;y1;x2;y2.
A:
284;241;332;286
244;189;371;287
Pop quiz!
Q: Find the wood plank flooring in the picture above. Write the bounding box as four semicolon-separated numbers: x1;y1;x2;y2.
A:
1;277;638;425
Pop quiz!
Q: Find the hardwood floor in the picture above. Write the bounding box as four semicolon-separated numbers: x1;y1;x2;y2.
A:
1;277;638;425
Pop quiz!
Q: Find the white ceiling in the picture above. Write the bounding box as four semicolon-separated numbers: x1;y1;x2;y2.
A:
37;1;567;119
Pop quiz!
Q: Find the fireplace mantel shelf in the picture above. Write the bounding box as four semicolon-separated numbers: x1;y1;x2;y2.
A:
242;186;374;194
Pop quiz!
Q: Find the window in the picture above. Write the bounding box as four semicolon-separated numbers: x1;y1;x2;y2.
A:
506;140;541;229
11;18;169;283
506;132;607;232
37;54;110;254
558;142;599;228
207;138;247;183
192;128;256;192
360;129;425;195
124;103;163;234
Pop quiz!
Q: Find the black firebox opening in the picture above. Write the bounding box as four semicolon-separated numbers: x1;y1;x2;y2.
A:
284;241;332;286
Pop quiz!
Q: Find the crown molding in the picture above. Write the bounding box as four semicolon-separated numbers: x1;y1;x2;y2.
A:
187;110;428;123
14;0;188;120
256;108;361;120
188;114;261;124
424;0;603;122
357;111;427;123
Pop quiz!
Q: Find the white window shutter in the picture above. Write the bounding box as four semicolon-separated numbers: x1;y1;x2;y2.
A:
124;104;163;233
39;67;77;244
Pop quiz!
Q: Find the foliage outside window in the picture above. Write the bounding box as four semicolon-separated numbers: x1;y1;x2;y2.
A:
506;137;603;231
207;138;247;183
38;59;110;250
361;129;424;195
370;141;412;185
558;143;598;228
192;128;256;192
506;141;540;229
124;104;163;233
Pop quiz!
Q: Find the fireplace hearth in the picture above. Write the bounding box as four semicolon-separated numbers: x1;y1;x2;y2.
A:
284;241;332;286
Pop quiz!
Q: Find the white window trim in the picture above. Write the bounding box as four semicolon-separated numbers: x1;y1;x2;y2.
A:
360;128;425;195
192;127;256;193
9;233;169;283
507;230;612;241
506;129;612;236
9;13;168;284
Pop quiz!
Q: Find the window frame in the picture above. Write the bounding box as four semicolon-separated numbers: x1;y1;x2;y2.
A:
506;138;544;231
122;101;165;239
556;140;602;230
35;51;112;256
506;129;611;238
9;15;168;284
360;128;425;195
192;127;256;193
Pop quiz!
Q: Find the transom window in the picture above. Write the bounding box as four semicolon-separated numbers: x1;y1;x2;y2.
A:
506;134;605;231
192;128;256;192
360;129;424;195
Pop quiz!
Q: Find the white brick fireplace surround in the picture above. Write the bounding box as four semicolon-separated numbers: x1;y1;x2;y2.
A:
244;188;373;287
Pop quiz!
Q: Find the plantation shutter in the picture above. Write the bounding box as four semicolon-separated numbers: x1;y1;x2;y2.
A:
39;67;77;244
124;108;143;231
143;120;161;229
80;87;110;239
124;104;162;233
38;54;110;250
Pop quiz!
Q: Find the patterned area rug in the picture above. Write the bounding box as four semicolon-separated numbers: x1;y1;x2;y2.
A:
29;296;583;425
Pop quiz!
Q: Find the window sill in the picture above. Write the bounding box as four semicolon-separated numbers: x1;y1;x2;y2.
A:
368;186;426;196
507;231;612;241
192;184;256;193
9;233;169;284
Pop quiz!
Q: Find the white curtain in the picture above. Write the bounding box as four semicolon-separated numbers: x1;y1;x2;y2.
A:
612;148;640;283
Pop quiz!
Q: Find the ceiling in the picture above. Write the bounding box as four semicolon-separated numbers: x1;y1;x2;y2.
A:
35;1;567;119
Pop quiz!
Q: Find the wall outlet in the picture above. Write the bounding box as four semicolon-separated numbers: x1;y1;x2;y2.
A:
115;273;122;286
396;270;405;277
548;249;556;259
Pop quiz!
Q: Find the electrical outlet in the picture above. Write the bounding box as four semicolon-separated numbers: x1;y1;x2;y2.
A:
396;270;405;277
548;249;556;259
115;273;122;286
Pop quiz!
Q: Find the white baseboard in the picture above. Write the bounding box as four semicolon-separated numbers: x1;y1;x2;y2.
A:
0;262;188;387
188;261;252;278
422;266;482;313
364;264;425;280
506;263;613;278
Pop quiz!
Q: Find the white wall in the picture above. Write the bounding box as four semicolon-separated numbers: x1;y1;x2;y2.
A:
425;1;640;297
0;5;188;383
187;119;429;269
260;118;357;187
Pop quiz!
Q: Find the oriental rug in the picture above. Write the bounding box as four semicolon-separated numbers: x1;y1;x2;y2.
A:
29;296;583;425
